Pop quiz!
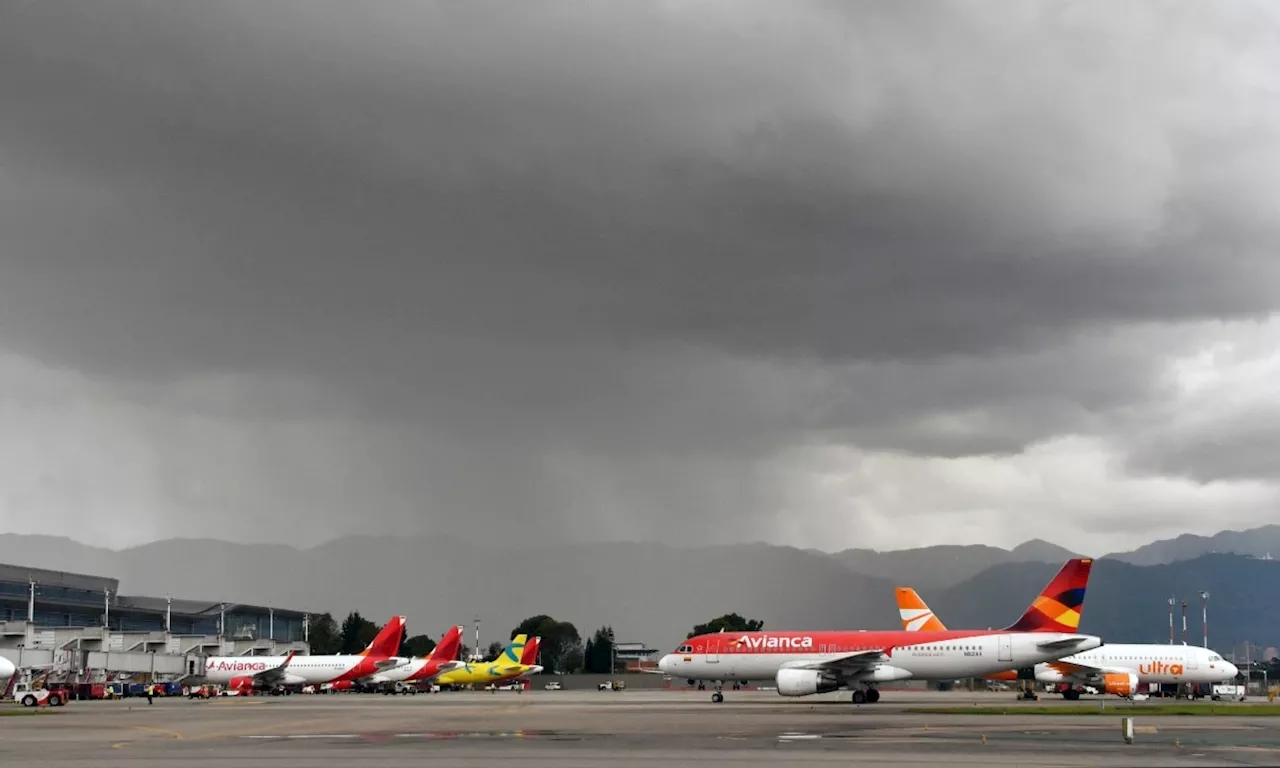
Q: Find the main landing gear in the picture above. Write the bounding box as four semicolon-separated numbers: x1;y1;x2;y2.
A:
851;687;880;705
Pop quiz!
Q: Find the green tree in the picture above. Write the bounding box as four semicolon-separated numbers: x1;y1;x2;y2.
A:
401;634;438;658
586;626;616;673
307;613;341;655
458;643;472;661
486;641;504;660
339;611;379;654
510;615;582;674
687;613;762;639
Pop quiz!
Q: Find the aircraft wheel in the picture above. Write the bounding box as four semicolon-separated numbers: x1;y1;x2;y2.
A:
851;689;867;705
866;689;880;704
711;691;724;703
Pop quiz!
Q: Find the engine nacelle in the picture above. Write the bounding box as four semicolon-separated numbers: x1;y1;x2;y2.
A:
776;668;840;697
1102;671;1139;697
228;676;259;692
852;665;912;683
1034;665;1065;683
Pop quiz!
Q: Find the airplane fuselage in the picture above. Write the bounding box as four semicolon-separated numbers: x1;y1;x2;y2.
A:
659;630;1102;686
1013;643;1239;687
204;654;406;687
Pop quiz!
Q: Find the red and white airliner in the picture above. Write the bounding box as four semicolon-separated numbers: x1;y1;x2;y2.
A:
361;624;467;688
658;558;1102;705
204;615;411;694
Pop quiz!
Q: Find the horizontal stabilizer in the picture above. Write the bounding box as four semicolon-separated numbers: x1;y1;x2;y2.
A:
1036;635;1092;650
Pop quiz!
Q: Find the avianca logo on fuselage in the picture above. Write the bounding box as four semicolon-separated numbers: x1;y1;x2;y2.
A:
207;659;269;673
1139;661;1184;676
729;634;815;650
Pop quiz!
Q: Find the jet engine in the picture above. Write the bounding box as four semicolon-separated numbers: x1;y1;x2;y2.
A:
854;665;913;683
228;676;259;693
1102;671;1139;697
776;669;840;697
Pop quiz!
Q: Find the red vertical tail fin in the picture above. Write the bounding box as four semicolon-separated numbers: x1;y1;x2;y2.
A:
1004;558;1092;633
428;625;464;662
520;636;541;666
359;616;408;657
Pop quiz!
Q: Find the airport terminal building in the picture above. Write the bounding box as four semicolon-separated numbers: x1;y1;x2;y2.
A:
0;562;310;686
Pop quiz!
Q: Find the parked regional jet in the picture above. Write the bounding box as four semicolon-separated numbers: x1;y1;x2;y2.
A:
204;615;410;694
657;558;1103;705
894;586;1238;699
361;624;466;687
435;633;543;687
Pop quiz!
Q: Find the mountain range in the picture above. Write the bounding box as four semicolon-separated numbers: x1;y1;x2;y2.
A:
1;525;1277;654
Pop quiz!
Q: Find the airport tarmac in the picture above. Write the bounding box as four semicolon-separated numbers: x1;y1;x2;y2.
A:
4;689;1279;767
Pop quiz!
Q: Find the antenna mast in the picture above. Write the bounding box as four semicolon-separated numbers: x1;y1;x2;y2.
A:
1180;599;1188;645
1200;591;1209;648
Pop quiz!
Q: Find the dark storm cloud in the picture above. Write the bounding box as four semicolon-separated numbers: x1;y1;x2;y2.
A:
2;0;1279;547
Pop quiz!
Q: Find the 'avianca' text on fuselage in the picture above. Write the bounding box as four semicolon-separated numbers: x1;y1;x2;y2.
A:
733;635;814;650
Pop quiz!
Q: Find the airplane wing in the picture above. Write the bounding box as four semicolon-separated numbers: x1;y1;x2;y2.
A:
248;652;298;686
785;648;893;674
1043;659;1126;683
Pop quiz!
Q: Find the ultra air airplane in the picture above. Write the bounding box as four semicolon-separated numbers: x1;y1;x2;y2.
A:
434;633;543;687
204;615;411;694
657;558;1103;705
894;586;1239;699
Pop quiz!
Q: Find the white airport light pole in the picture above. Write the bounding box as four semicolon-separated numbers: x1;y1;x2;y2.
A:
104;589;111;630
27;579;36;623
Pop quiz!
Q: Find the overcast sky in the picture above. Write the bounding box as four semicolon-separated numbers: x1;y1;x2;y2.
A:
2;1;1279;554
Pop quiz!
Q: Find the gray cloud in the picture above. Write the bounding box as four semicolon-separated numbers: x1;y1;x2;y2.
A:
1;1;1279;551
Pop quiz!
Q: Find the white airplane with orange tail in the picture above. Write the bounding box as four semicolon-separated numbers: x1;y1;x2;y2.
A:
894;587;1238;699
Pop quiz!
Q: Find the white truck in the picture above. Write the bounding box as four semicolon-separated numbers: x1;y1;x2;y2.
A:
1211;684;1246;701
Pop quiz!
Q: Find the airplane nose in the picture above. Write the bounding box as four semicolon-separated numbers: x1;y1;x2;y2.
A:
658;654;674;673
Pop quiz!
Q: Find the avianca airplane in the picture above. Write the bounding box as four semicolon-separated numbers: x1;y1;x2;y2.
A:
657;558;1103;705
361;624;467;688
435;634;543;687
204;615;411;694
894;586;1239;699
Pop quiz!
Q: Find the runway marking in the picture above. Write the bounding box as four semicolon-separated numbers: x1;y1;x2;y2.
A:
109;724;185;749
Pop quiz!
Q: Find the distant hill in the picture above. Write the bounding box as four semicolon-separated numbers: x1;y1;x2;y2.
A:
826;539;1081;588
927;554;1280;650
0;533;1276;649
1104;525;1280;566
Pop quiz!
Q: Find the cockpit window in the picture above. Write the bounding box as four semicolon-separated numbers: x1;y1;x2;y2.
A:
677;645;693;653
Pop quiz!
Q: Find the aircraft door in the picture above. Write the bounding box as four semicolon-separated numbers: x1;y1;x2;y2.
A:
706;637;719;664
1185;650;1198;672
998;634;1013;663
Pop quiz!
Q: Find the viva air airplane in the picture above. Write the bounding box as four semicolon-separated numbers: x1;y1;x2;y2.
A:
894;586;1238;699
360;624;467;688
435;634;543;687
205;615;411;694
658;558;1103;705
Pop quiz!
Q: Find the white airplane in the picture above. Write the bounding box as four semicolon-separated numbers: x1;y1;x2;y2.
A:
895;587;1239;699
204;615;411;693
360;624;467;687
658;558;1104;705
0;655;15;684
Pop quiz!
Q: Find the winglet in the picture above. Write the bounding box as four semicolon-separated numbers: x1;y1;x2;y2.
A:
281;650;296;666
894;587;948;631
1003;557;1093;633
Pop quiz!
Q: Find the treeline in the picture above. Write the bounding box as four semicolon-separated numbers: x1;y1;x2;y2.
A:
303;611;766;674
